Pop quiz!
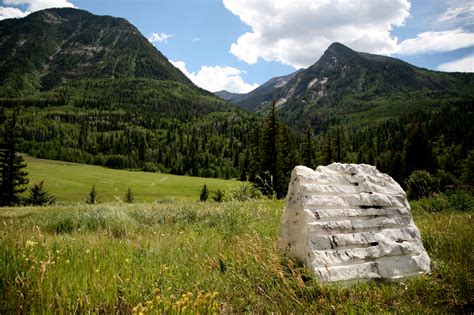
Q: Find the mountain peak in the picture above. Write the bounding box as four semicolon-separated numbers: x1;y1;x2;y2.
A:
318;42;361;66
0;8;193;96
327;42;350;51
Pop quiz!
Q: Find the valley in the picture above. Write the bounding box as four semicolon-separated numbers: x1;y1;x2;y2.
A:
0;6;472;313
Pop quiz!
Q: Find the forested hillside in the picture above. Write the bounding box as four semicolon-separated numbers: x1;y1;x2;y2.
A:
0;8;264;181
0;9;472;199
0;102;256;179
224;43;474;132
0;8;192;97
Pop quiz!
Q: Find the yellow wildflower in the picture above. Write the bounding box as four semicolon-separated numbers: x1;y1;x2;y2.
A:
26;240;37;248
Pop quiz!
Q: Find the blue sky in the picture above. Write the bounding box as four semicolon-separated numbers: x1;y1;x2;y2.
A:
1;0;473;93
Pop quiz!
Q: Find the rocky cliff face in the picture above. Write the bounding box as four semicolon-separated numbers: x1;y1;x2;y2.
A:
279;164;431;283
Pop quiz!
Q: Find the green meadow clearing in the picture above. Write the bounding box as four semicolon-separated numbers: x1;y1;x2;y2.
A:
24;156;240;203
1;157;472;313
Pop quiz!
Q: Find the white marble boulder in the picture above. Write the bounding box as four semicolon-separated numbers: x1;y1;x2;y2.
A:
279;163;431;283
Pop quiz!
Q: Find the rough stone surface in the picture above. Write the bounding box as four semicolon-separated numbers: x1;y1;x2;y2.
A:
279;163;431;283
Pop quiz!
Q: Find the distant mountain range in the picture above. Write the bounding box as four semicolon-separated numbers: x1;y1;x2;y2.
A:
217;42;474;130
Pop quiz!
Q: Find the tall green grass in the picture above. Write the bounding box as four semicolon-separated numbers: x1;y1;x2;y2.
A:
1;198;472;313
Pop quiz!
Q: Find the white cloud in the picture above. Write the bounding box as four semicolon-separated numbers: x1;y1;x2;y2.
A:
0;6;29;20
438;55;474;72
192;37;200;42
172;61;258;93
223;0;411;68
147;32;173;44
439;2;474;24
0;0;75;20
4;0;75;11
396;29;474;55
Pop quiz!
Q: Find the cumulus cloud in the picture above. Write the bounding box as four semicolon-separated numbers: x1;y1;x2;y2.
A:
0;6;28;20
4;0;75;11
147;32;174;44
438;55;474;72
223;0;411;68
172;61;258;93
396;29;474;55
0;0;75;20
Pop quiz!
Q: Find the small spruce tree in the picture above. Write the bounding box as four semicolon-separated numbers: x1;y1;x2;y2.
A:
200;184;208;202
27;180;56;206
86;185;97;204
212;188;224;202
125;187;134;203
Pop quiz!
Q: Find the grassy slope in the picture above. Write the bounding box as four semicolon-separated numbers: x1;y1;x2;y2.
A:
0;200;472;313
24;156;240;203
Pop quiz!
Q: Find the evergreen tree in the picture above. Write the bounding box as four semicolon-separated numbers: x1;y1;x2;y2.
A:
404;123;432;175
26;180;56;206
200;184;208;202
324;130;333;165
261;101;281;196
304;125;313;168
212;188;224;202
86;185;97;204
125;187;134;203
335;126;342;162
277;125;300;197
0;112;29;206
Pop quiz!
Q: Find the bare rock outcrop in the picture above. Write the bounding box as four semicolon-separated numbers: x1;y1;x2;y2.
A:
279;164;431;283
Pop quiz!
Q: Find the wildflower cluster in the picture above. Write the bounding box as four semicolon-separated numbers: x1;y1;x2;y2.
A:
22;239;54;281
132;289;219;314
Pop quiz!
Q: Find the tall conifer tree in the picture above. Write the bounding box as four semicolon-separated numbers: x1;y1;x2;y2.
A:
304;125;313;168
0;112;29;206
262;101;280;196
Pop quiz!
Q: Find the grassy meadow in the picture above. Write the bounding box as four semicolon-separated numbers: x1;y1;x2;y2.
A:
1;194;473;313
24;156;240;203
0;157;472;313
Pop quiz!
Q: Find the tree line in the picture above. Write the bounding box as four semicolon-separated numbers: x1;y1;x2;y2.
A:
0;97;472;205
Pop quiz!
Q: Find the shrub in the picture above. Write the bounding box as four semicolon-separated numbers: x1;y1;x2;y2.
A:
212;189;224;202
406;170;438;200
446;189;474;212
225;182;263;201
436;170;456;192
413;193;450;213
46;213;75;234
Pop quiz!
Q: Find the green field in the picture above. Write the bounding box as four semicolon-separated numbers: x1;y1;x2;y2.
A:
1;156;472;313
0;198;472;313
24;156;240;203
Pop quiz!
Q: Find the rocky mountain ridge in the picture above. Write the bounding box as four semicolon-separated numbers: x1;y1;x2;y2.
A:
218;42;474;130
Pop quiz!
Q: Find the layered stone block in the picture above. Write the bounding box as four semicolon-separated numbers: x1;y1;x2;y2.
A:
279;163;431;283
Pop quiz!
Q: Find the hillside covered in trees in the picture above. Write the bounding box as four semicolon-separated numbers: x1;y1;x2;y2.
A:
0;8;472;200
